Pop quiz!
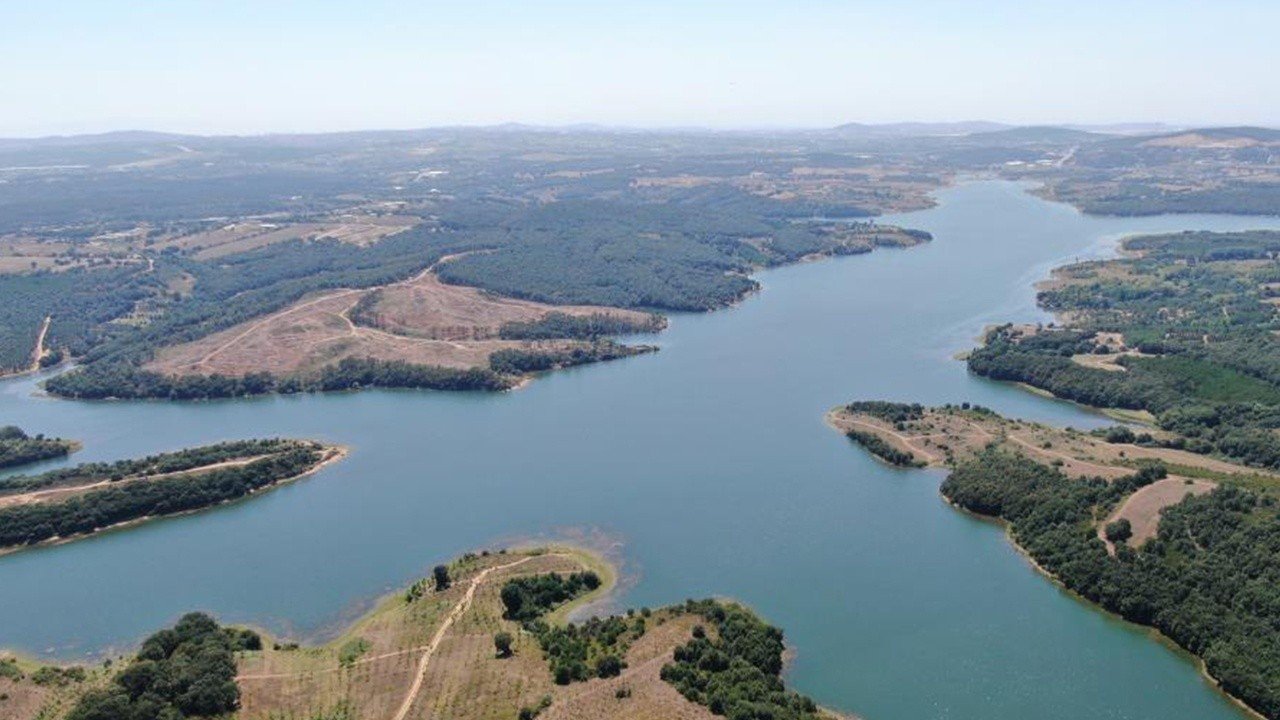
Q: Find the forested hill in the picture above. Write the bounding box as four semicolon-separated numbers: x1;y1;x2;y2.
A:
969;230;1280;470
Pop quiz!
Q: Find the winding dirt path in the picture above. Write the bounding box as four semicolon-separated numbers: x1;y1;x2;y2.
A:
389;555;535;720
29;316;50;371
1005;433;1120;476
841;418;944;463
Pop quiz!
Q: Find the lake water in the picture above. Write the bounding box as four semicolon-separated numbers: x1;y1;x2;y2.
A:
2;181;1278;719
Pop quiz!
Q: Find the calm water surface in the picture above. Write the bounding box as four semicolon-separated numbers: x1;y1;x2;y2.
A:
3;181;1278;719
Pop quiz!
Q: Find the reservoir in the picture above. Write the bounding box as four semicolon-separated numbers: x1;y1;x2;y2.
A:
2;181;1277;719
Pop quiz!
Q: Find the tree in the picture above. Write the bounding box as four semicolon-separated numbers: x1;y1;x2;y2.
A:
494;631;513;658
595;654;624;678
1105;518;1133;543
433;564;450;590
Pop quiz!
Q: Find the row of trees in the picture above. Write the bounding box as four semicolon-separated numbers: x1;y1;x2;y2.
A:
498;312;665;341
941;449;1280;718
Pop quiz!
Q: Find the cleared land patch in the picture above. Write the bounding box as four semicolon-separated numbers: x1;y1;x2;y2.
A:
146;263;658;378
1101;476;1215;547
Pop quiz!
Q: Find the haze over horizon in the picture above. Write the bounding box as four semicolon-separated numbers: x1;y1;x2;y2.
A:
3;0;1279;137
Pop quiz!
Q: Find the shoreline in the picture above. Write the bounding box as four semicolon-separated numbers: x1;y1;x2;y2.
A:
826;401;1266;719
947;497;1263;720
0;443;349;559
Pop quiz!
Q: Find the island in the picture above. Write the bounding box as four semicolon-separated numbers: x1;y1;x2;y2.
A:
0;439;346;555
0;426;78;470
1;547;844;720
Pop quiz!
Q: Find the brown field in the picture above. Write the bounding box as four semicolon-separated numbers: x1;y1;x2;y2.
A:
1102;477;1215;548
829;405;1278;546
147;264;656;378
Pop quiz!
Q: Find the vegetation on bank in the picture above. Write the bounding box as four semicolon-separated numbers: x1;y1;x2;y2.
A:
969;230;1280;470
844;430;925;467
0;426;76;470
488;341;654;375
67;613;259;720
0;441;334;550
45;357;513;400
843;400;924;425
499;571;636;684
0;438;301;495
661;599;823;720
942;449;1280;718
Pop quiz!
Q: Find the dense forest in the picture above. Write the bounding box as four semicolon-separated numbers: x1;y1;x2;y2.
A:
0;443;327;549
45;357;512;400
0;425;75;470
0;265;159;371
66;613;259;720
660;599;823;720
969;230;1280;469
942;449;1280;718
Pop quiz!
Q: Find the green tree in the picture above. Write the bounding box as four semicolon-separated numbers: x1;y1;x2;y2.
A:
494;631;513;658
433;564;450;590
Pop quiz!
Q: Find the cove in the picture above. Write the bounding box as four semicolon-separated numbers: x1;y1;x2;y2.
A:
2;181;1278;719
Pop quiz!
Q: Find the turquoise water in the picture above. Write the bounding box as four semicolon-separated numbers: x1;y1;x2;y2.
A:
2;181;1278;719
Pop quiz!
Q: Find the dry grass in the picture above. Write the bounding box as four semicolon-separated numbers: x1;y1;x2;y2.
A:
146;267;652;378
237;548;716;720
0;657;114;720
1102;477;1215;548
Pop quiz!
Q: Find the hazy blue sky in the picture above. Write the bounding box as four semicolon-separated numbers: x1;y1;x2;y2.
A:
2;0;1277;136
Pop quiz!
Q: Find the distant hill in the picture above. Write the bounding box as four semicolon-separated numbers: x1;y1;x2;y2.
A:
831;121;1012;138
1137;126;1280;148
965;125;1109;144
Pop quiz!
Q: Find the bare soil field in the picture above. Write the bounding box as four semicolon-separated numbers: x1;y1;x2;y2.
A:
147;267;654;378
364;272;653;341
1102;477;1215;547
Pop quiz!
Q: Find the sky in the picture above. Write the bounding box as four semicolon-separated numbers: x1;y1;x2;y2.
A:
2;0;1278;137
